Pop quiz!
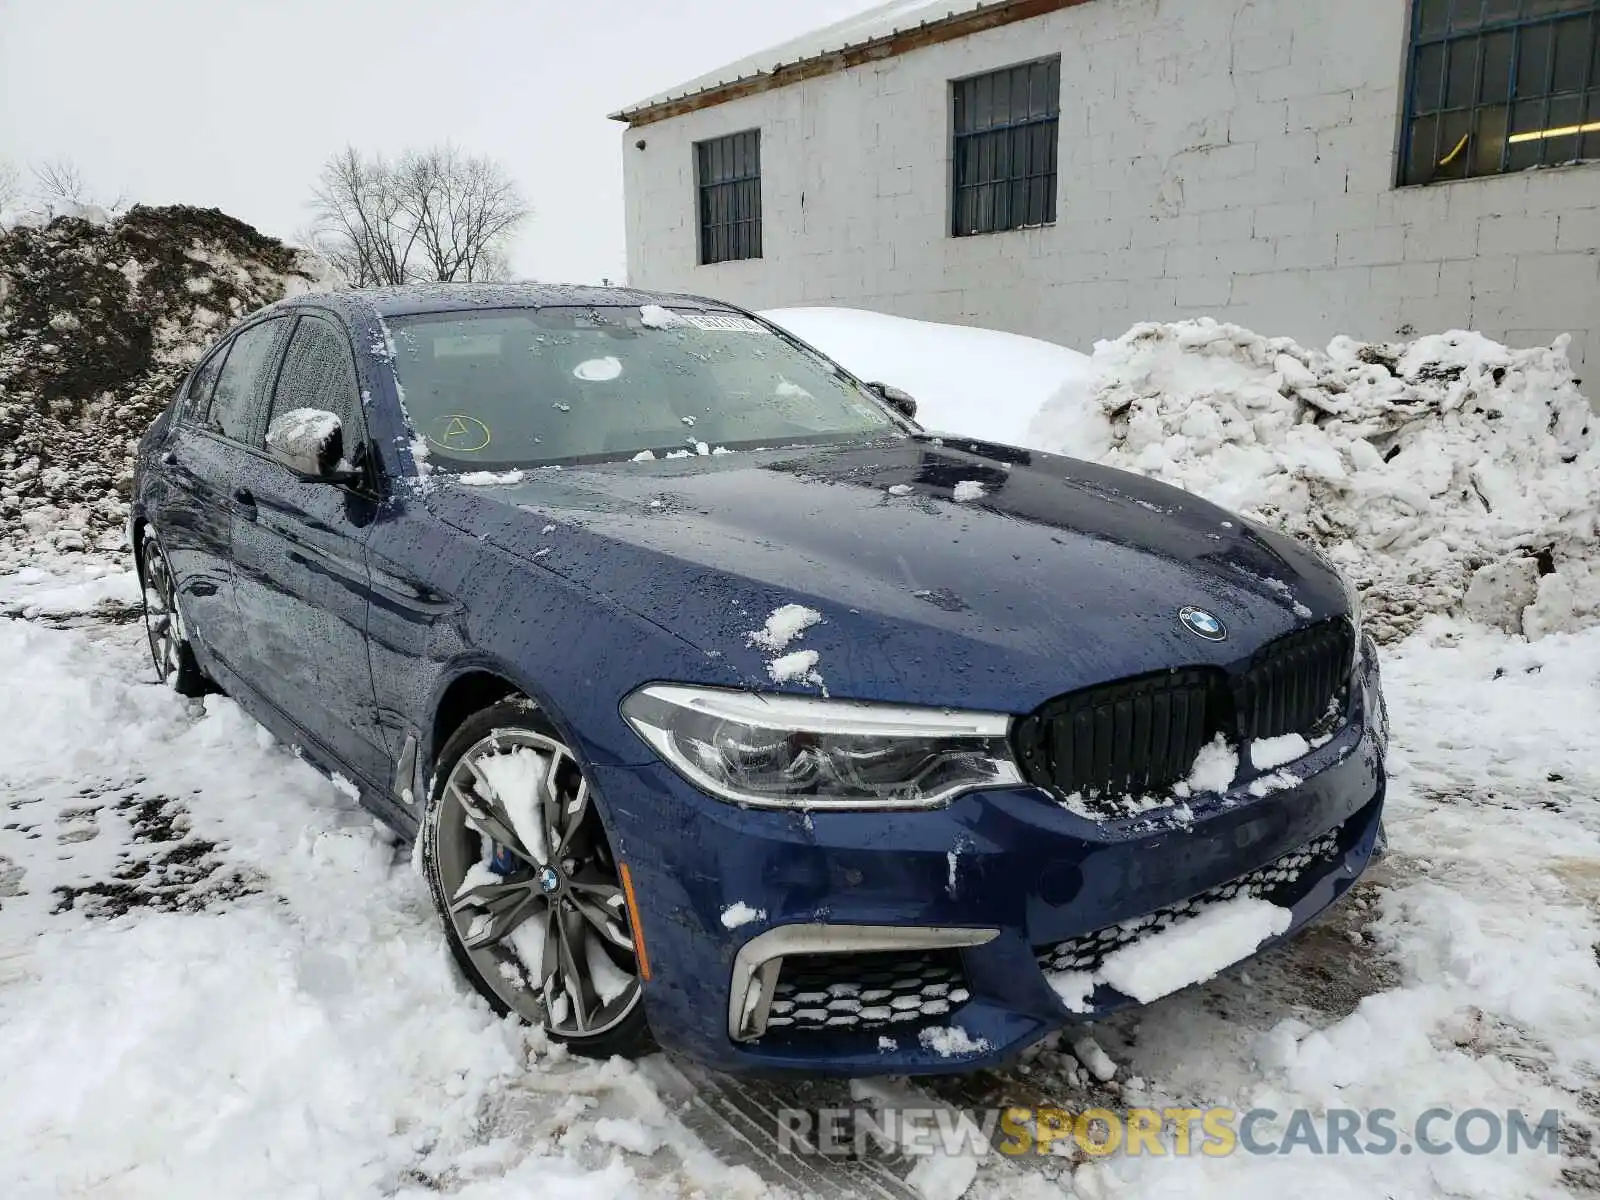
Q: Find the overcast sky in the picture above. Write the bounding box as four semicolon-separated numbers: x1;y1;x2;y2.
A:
0;0;882;284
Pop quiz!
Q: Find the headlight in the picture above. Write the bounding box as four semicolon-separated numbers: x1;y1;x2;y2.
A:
621;684;1022;810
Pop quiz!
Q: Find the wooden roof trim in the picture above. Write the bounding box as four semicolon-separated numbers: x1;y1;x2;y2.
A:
612;0;1088;128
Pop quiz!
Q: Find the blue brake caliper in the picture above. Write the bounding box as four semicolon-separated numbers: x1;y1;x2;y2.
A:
489;843;518;877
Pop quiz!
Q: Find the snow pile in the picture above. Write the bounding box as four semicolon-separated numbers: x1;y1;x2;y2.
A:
761;306;1093;447
1027;320;1599;642
0;206;334;559
1174;734;1239;798
1248;732;1311;771
748;602;826;689
457;469;526;486
719;901;765;929
916;1024;990;1058
746;602;821;652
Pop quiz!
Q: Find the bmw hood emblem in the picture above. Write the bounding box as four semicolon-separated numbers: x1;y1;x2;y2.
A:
1179;606;1227;642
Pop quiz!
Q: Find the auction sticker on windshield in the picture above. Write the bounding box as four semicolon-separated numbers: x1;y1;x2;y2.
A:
677;313;763;333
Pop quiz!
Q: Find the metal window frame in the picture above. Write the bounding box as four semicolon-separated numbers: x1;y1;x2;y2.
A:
949;55;1062;237
1398;0;1600;186
695;128;763;265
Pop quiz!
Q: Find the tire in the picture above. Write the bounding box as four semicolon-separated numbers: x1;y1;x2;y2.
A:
140;537;209;697
421;699;653;1059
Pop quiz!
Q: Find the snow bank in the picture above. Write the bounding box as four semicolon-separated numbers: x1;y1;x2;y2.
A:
0;206;335;561
761;306;1093;447
1028;320;1599;642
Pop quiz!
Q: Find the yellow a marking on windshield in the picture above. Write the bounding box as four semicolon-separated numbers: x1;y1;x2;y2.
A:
424;414;492;453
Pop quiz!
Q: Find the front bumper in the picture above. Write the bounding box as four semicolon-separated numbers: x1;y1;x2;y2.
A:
597;640;1387;1076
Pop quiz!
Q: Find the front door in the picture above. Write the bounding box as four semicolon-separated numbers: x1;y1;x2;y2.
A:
229;312;389;788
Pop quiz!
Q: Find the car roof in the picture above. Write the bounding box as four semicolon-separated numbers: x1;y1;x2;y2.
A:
279;282;739;321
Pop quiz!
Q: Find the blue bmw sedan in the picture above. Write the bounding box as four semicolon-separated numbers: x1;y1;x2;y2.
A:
130;284;1387;1075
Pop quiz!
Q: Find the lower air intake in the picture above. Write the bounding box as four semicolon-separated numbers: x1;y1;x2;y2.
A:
1035;825;1342;975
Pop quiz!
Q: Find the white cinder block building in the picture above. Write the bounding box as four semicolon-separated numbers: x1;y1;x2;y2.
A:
613;0;1600;373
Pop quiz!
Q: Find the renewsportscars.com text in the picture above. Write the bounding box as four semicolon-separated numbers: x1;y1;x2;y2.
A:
776;1105;1565;1159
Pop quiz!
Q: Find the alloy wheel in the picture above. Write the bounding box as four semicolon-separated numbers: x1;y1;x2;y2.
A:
434;727;642;1038
140;540;205;695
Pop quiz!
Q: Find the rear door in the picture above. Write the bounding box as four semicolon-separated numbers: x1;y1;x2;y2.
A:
151;318;288;677
229;311;388;787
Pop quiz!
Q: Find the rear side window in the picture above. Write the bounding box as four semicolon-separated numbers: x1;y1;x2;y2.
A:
206;317;288;444
268;315;365;450
182;344;228;422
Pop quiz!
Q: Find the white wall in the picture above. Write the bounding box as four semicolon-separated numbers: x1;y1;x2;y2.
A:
621;0;1600;374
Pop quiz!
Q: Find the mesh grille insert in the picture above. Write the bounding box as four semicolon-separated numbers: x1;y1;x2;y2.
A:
764;949;970;1032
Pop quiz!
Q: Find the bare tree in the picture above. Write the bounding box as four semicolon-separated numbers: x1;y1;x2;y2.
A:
25;158;127;219
30;159;93;217
397;145;529;283
310;144;528;288
310;147;419;287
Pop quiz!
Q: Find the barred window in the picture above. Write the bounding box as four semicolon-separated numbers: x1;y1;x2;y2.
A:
952;57;1060;236
696;130;762;264
1402;0;1600;184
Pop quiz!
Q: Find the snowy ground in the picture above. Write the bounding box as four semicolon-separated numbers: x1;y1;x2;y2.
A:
2;555;1595;1199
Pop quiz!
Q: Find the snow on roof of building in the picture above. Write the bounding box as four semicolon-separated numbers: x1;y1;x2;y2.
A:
609;0;1011;123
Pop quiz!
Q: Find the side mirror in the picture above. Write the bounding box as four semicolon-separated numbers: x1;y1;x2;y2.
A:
266;408;358;482
869;382;918;421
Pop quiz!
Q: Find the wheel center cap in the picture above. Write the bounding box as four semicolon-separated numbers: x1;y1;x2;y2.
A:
536;866;561;894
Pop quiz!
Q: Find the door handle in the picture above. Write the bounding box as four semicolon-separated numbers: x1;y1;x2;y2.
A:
233;487;257;513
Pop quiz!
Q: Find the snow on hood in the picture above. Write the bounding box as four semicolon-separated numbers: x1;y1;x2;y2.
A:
1024;320;1598;643
432;438;1345;712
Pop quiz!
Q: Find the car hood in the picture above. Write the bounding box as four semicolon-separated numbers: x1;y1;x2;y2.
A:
426;436;1348;713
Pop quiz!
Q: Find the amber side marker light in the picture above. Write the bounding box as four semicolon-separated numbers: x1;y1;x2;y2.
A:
619;862;652;981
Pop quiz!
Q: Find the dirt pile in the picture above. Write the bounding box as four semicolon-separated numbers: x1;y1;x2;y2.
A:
0;205;333;555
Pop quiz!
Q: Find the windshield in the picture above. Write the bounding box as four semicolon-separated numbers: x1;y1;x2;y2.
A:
386;305;900;470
